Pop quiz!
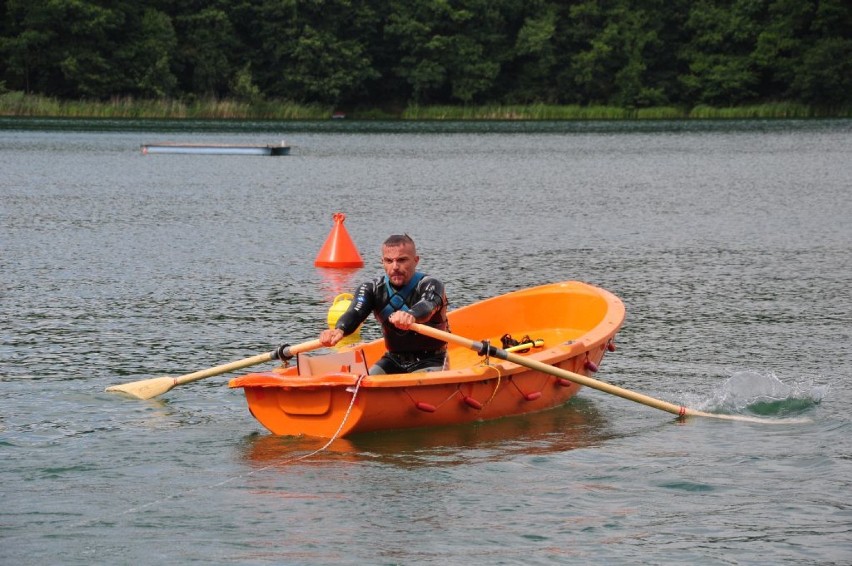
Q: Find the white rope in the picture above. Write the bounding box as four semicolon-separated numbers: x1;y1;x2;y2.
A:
282;373;366;464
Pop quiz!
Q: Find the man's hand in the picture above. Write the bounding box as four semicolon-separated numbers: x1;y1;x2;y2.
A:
320;328;345;346
388;311;415;330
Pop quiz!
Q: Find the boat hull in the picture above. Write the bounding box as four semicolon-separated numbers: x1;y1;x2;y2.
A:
229;280;624;438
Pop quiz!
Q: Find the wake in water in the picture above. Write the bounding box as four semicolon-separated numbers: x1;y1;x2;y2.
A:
692;369;827;419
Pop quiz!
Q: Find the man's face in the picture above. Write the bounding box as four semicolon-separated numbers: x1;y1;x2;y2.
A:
382;242;419;287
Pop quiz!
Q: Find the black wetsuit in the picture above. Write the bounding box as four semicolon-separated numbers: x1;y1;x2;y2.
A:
334;273;449;374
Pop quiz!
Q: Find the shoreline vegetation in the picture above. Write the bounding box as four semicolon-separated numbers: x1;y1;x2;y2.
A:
0;92;849;121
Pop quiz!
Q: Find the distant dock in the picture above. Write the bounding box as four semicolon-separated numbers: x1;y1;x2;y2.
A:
141;141;291;156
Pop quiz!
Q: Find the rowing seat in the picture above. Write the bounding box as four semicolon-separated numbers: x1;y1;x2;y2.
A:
296;348;369;377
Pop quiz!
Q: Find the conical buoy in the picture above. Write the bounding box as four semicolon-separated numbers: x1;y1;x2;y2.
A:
314;212;364;268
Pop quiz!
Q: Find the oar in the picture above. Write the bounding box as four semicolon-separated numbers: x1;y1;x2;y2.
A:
105;339;323;400
410;323;792;424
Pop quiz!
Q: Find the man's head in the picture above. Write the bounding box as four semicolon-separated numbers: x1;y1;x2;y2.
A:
382;234;419;287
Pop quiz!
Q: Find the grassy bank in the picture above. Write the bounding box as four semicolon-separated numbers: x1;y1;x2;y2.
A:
401;102;850;120
0;92;848;120
0;92;331;120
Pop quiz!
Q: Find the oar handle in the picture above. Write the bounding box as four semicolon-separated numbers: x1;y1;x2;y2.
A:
409;323;692;418
275;339;325;361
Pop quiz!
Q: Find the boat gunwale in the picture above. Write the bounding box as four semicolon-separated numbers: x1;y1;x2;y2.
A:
230;344;596;391
229;280;624;391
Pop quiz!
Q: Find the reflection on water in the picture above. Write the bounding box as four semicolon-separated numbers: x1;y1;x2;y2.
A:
239;398;614;469
316;267;364;301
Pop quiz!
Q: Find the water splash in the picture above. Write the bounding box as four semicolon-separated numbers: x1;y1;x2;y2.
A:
699;370;827;417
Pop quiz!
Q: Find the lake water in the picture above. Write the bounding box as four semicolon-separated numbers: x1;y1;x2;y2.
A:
1;118;850;564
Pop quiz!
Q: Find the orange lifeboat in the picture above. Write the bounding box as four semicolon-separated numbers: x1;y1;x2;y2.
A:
229;281;625;438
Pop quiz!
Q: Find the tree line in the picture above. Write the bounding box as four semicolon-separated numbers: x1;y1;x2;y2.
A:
1;0;849;111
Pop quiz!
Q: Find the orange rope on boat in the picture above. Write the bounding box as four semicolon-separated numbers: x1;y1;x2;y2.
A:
478;363;503;408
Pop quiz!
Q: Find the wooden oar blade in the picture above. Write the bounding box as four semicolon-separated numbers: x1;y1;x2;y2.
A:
105;376;176;400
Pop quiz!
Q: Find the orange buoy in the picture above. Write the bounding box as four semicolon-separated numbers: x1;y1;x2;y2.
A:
314;213;364;268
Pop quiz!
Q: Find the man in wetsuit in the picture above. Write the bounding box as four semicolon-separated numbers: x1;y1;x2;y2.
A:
319;234;449;374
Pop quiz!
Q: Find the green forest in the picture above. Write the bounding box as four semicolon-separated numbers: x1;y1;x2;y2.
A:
1;0;850;118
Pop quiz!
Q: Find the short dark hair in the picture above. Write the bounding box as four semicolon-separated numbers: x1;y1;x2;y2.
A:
383;234;415;248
